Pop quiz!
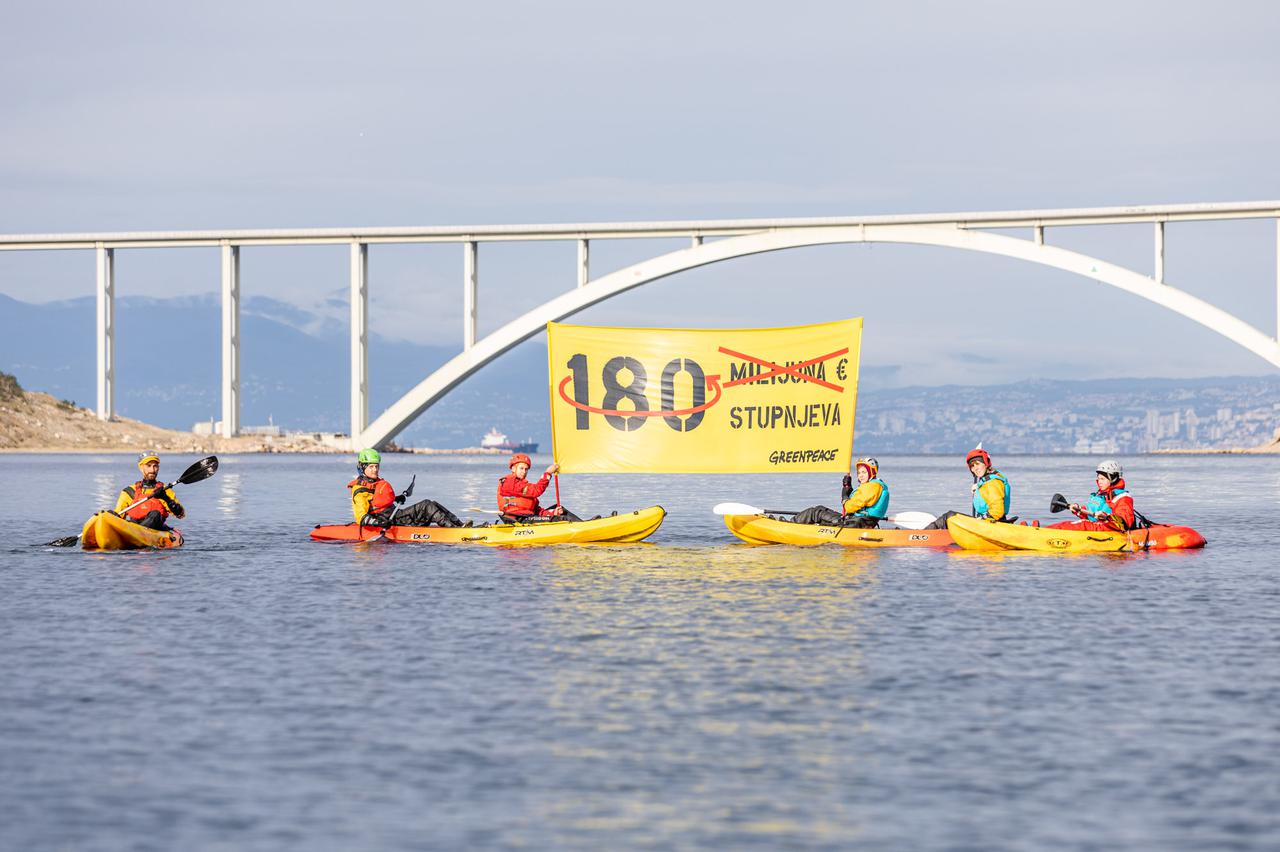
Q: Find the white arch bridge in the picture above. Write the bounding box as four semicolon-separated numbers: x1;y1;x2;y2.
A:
3;201;1279;450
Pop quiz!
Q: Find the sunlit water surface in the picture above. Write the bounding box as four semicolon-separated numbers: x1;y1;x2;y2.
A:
2;453;1278;850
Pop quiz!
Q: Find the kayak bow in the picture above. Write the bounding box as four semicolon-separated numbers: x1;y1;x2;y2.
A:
80;511;183;551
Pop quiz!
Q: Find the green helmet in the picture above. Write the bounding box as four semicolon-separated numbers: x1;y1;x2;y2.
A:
357;448;381;465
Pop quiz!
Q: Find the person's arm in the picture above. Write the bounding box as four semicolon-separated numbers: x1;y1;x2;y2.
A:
157;486;185;519
977;479;1006;521
524;475;552;499
351;486;375;523
842;481;882;514
1105;494;1135;531
113;487;134;514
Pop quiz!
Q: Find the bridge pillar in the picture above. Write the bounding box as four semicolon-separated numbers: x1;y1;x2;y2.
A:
464;240;477;349
95;244;114;421
1155;222;1165;283
577;239;589;288
220;243;240;438
351;242;368;442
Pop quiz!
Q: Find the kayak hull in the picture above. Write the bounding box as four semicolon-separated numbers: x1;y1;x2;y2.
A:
947;514;1206;552
310;506;666;546
80;511;183;551
724;514;954;547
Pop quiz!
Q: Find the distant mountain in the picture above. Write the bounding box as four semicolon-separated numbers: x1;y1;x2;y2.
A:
0;292;550;447
3;293;1277;451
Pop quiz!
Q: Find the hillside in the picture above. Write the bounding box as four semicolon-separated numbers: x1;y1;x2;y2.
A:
0;373;338;453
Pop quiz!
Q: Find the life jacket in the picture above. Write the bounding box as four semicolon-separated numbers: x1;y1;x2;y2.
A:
972;470;1012;519
497;473;546;516
122;480;172;521
850;477;890;519
1082;481;1132;529
348;476;395;523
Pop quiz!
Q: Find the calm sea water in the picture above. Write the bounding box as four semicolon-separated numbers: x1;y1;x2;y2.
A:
2;453;1278;850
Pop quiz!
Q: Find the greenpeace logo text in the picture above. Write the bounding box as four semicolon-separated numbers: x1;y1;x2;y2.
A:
769;449;839;465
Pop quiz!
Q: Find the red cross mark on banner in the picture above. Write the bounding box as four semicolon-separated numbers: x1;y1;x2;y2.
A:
718;346;848;393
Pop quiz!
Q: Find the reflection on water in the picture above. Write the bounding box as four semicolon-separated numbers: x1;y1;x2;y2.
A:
216;472;242;516
92;472;116;509
3;453;1279;850
537;543;879;843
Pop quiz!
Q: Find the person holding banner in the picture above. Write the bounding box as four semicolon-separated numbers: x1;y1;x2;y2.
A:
497;454;582;522
923;445;1015;530
792;457;888;528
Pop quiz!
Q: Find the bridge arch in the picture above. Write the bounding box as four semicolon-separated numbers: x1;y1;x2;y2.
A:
357;223;1280;449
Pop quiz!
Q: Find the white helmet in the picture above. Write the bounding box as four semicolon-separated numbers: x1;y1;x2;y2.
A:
1096;459;1123;479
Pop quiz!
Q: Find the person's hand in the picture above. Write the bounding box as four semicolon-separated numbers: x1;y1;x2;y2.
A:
546;462;560;476
842;473;852;490
1096;511;1110;521
1069;503;1081;513
393;494;407;505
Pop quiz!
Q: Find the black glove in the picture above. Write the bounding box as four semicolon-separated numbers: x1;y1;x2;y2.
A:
841;474;853;501
153;487;173;505
394;494;407;505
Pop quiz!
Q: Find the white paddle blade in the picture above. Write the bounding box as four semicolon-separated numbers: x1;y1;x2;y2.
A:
890;511;937;530
713;502;765;516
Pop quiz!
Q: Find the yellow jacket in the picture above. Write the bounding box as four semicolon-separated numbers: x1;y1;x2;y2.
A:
842;480;886;515
975;478;1008;521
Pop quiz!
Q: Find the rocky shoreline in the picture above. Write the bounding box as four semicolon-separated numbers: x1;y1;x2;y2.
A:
0;382;519;455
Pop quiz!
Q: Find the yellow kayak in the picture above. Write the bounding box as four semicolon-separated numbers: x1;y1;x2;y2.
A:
81;511;183;551
947;514;1206;553
724;513;953;547
310;506;666;546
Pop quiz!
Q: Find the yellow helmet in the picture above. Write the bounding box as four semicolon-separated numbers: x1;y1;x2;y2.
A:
855;456;879;478
137;451;160;468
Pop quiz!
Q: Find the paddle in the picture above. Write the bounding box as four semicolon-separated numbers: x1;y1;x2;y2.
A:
46;456;220;547
712;502;938;530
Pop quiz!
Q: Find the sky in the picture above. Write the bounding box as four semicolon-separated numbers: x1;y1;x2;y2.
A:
2;0;1279;388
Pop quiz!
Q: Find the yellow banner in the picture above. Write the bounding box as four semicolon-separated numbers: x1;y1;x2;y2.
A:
547;318;862;473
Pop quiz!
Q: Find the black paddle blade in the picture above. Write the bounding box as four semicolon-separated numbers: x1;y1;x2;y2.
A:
45;535;80;547
1049;493;1071;513
176;456;219;485
402;474;416;500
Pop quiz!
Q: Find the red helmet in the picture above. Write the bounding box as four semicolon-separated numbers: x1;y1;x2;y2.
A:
965;446;991;468
509;453;532;469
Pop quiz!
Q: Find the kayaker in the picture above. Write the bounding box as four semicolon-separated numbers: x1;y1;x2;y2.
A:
113;451;185;530
1048;459;1136;532
497;453;582;522
923;445;1015;529
348;448;466;527
792;456;888;528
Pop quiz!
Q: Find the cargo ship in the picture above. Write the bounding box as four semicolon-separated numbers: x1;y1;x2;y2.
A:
480;427;538;453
